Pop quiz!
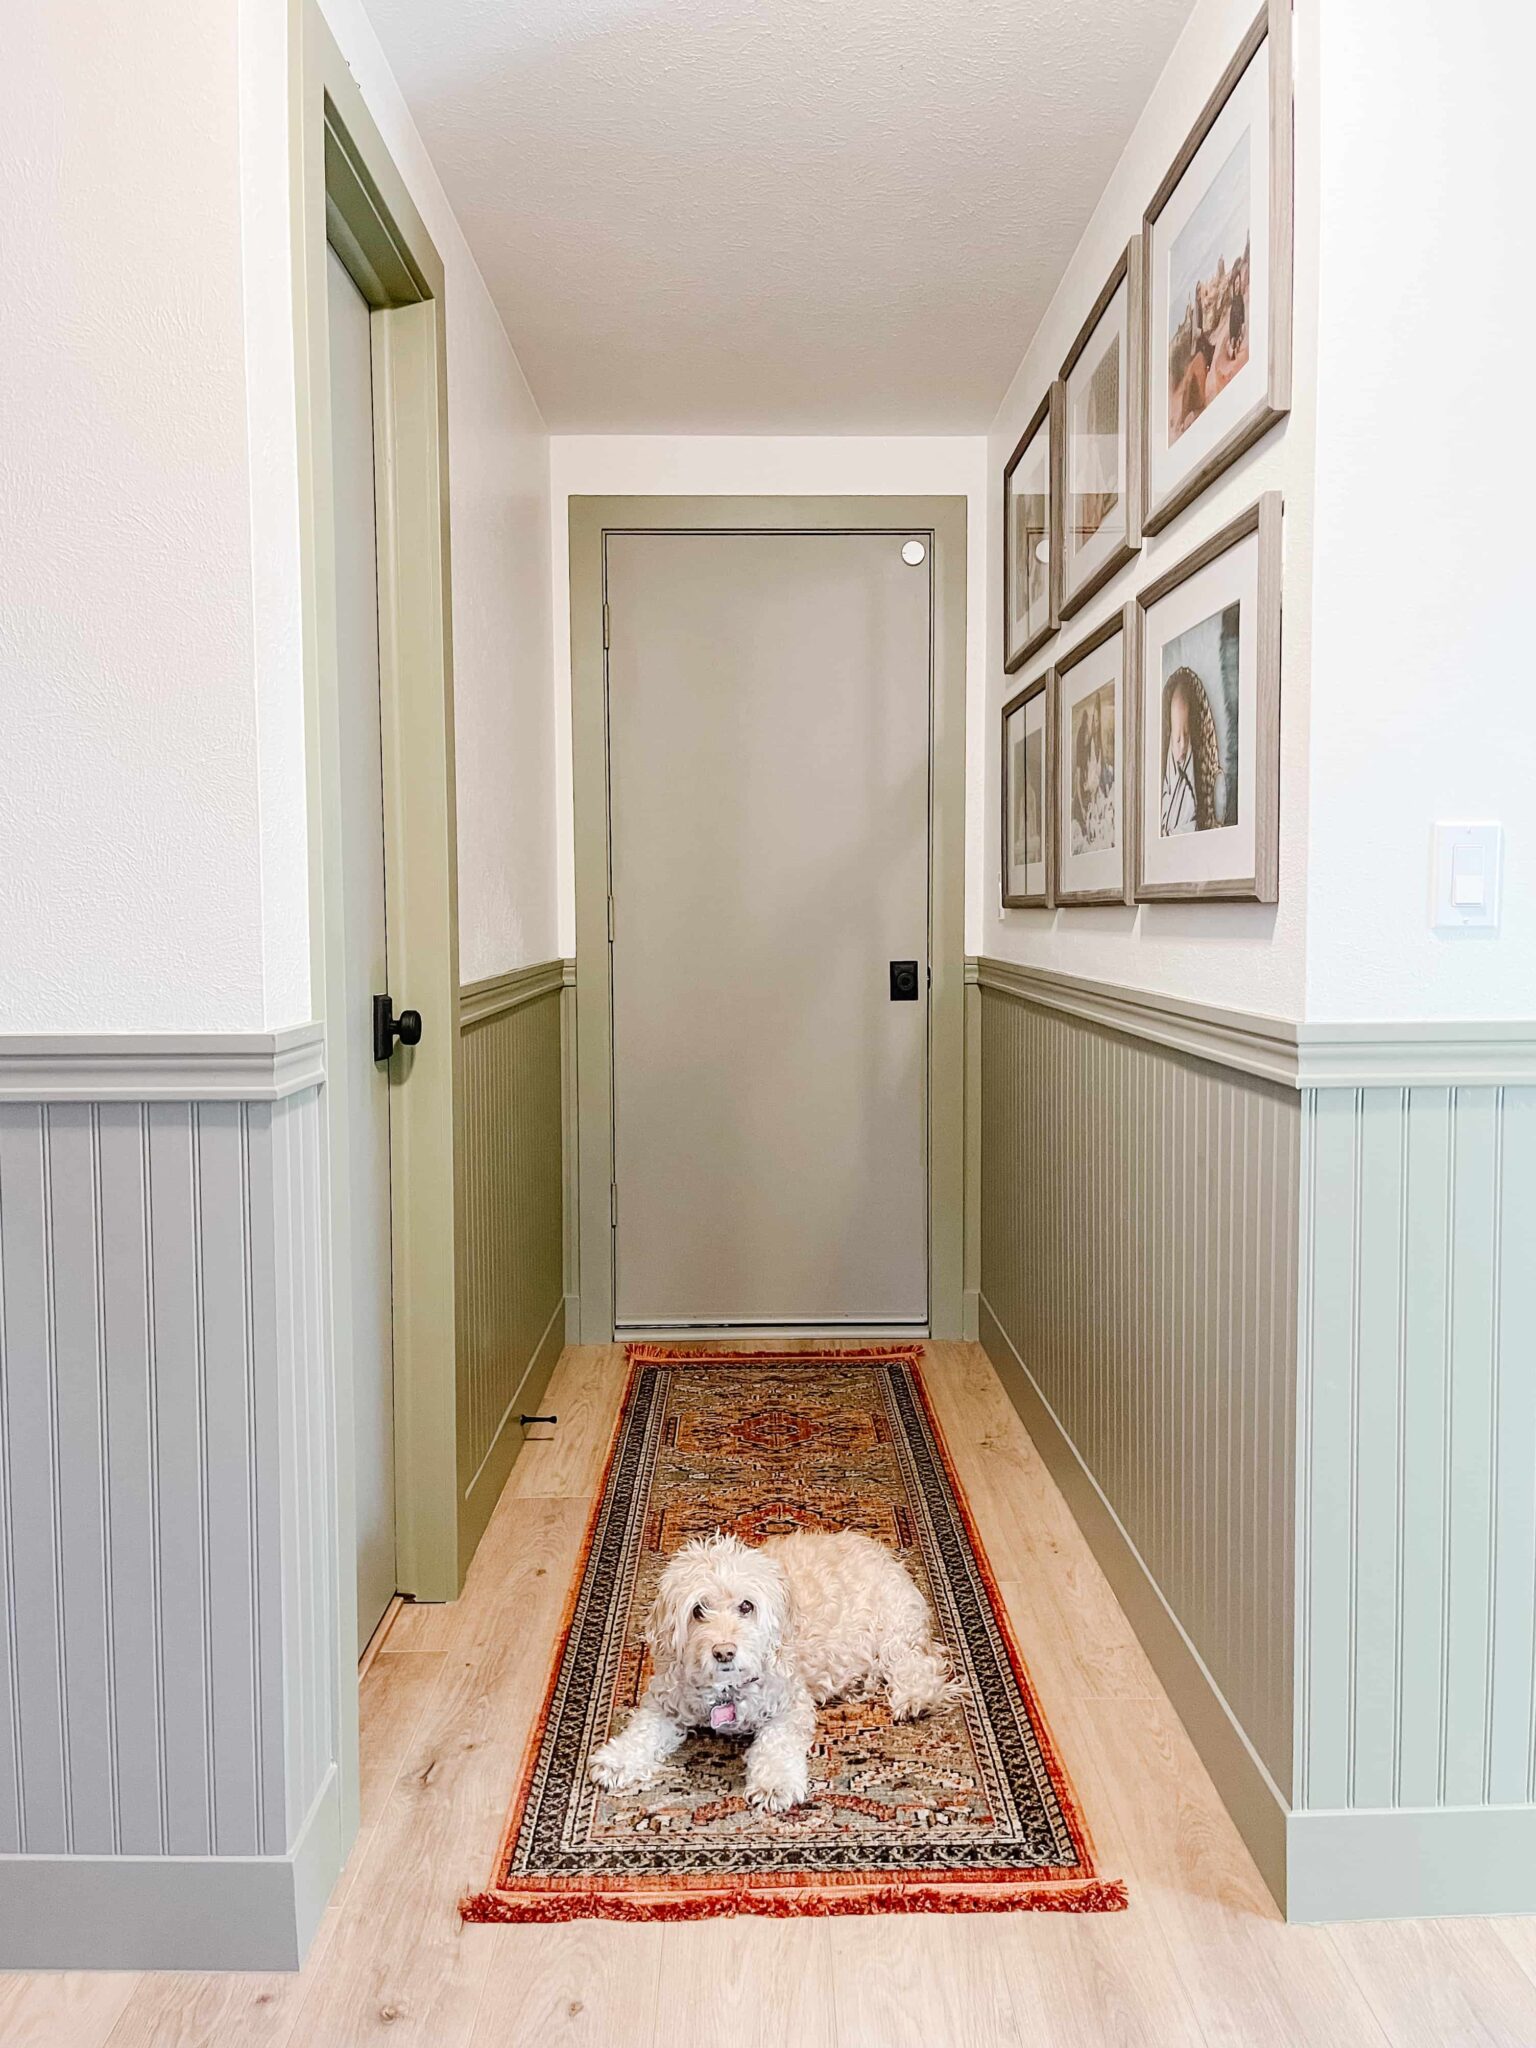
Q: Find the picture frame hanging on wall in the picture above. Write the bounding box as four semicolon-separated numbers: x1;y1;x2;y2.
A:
1142;0;1293;534
1000;670;1053;908
1002;384;1063;672
1059;241;1144;620
1052;604;1136;907
1134;492;1281;903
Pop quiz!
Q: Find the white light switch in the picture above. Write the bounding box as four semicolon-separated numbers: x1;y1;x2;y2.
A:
1433;822;1502;930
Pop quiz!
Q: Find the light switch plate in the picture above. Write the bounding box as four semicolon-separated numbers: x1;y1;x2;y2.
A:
1432;822;1502;930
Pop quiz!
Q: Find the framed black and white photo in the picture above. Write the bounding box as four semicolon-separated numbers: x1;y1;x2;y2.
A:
1052;605;1135;906
1001;671;1053;908
1134;492;1281;902
1142;0;1292;533
1002;385;1063;672
1060;242;1143;620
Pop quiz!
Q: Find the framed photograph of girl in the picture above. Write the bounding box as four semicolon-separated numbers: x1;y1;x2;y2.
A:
1052;605;1136;906
1002;385;1064;672
1142;0;1293;534
1133;493;1281;903
1059;242;1144;621
1000;670;1053;909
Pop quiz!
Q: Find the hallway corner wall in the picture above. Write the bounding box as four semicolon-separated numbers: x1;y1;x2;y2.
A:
0;1050;341;1969
981;0;1320;1018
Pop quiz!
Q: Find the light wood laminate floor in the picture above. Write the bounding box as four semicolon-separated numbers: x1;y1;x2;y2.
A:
5;1341;1536;2047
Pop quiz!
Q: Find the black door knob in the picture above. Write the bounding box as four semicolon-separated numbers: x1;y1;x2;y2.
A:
373;994;423;1064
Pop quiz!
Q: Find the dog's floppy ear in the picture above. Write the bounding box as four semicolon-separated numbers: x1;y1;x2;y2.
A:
644;1544;705;1664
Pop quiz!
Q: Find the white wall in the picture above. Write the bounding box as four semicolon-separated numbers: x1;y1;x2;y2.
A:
313;1;559;989
1304;0;1536;1020
2;2;267;1031
983;0;1320;1020
547;436;989;956
0;0;555;1036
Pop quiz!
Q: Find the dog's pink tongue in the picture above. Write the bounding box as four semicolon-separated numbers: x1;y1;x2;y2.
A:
709;1701;737;1730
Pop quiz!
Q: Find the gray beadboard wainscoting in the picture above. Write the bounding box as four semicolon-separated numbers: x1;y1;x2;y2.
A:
456;960;569;1563
973;957;1536;1920
0;1031;341;1967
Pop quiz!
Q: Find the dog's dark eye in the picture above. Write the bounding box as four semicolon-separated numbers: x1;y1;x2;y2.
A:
691;1602;707;1622
738;1600;754;1615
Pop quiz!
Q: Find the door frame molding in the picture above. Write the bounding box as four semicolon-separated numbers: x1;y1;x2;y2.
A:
291;0;464;1823
569;495;967;1341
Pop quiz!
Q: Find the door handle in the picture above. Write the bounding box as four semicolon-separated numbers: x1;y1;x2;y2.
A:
373;993;423;1064
889;960;922;1002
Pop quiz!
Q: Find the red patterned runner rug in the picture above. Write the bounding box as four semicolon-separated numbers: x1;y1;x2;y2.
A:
462;1344;1127;1922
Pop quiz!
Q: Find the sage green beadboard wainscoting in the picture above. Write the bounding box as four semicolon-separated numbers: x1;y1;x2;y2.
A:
0;1031;343;1968
972;957;1536;1921
456;960;570;1570
1293;1081;1536;1919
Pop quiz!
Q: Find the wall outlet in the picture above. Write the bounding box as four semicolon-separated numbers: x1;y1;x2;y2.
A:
1432;822;1502;930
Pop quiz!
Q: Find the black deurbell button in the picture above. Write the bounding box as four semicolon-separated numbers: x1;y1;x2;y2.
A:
889;960;920;1002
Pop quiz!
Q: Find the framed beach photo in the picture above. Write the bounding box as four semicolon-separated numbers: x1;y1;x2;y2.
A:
1060;243;1143;620
1052;606;1135;906
1142;0;1292;533
1134;492;1281;902
1002;385;1063;672
1001;672;1053;908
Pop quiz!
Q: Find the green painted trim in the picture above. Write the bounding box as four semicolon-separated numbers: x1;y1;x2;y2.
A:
570;496;968;1341
973;956;1536;1089
979;1292;1291;1914
459;958;566;1028
290;0;461;1895
457;1294;566;1566
0;1766;342;1970
1286;1805;1536;1922
962;963;982;1340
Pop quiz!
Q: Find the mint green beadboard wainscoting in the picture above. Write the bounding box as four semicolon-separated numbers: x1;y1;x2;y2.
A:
971;958;1536;1920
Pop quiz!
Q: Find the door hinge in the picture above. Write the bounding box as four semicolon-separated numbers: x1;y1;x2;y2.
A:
607;895;615;944
602;602;610;649
610;1183;618;1228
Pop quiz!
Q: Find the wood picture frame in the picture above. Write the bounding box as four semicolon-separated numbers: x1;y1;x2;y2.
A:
1000;669;1054;909
1059;241;1144;621
1133;492;1282;903
1051;603;1136;907
1142;0;1293;535
1002;383;1064;672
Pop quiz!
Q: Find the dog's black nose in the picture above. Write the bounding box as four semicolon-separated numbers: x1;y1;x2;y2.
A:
711;1643;736;1665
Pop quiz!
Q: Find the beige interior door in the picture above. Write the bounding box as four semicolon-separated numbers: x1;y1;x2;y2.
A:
327;246;397;1653
606;530;931;1329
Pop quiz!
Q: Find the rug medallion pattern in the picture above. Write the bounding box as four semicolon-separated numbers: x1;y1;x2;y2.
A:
463;1345;1126;1920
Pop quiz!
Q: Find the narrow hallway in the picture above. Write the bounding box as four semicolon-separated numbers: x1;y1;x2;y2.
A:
9;1344;1536;2048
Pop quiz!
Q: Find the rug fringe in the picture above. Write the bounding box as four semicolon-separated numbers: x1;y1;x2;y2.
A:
460;1878;1129;1925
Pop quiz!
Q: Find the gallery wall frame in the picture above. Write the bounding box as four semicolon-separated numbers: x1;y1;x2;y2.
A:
1000;668;1054;909
1002;383;1065;672
1059;241;1144;621
1133;491;1282;904
1050;602;1137;907
1142;0;1293;535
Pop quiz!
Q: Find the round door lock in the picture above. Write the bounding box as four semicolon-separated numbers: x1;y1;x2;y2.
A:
901;539;926;566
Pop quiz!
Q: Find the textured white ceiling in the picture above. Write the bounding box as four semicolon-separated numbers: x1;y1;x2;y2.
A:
361;0;1195;432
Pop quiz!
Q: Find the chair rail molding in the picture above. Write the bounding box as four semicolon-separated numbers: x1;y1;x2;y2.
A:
0;1023;326;1102
970;958;1536;1090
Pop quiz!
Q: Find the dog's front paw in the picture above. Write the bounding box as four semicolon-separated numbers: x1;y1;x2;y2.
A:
746;1766;810;1813
589;1742;653;1793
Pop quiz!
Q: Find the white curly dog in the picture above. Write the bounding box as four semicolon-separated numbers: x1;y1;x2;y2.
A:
588;1529;955;1813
